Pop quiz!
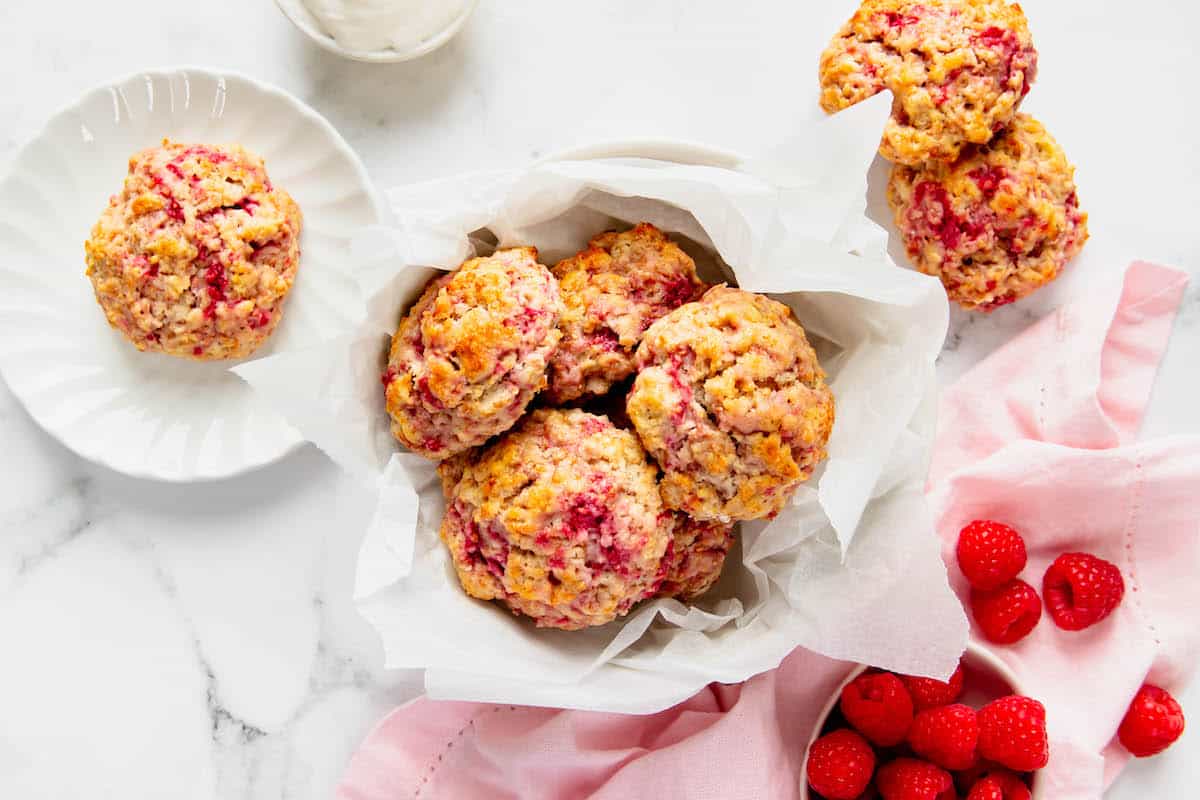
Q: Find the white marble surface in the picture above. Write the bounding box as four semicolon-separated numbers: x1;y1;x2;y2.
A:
0;1;1196;798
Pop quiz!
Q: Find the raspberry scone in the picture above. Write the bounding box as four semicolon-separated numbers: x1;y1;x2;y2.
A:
628;287;835;521
546;223;707;404
657;515;735;602
440;409;670;630
85;140;302;359
436;450;472;498
819;0;1038;166
383;247;563;459
887;114;1088;310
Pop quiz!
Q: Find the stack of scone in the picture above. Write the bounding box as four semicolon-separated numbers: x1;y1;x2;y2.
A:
383;223;836;630
819;0;1089;311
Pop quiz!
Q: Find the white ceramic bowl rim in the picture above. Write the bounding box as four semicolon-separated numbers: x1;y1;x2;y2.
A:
543;138;745;170
274;0;479;63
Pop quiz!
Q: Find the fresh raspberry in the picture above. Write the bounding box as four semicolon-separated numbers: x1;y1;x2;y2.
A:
806;728;876;800
977;695;1049;771
902;662;965;711
876;758;955;800
956;520;1028;590
840;671;915;747
1118;684;1186;757
1042;552;1125;631
908;703;979;770
966;771;1031;800
970;579;1042;644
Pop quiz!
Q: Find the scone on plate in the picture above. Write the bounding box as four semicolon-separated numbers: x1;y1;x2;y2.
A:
887;113;1088;311
628;286;835;522
85;140;302;360
819;0;1038;165
546;222;707;404
657;515;735;602
440;409;670;630
383;247;563;459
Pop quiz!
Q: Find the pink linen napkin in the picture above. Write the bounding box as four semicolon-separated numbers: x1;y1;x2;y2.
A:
338;261;1196;800
926;261;1197;799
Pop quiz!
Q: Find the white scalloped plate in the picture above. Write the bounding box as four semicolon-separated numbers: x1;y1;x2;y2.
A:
0;68;382;481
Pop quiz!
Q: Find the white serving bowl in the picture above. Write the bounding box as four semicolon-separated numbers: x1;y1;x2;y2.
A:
800;641;1044;799
0;67;382;481
306;130;957;714
274;0;478;63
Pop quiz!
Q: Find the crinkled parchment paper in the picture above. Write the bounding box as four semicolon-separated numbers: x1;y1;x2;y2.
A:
237;94;969;713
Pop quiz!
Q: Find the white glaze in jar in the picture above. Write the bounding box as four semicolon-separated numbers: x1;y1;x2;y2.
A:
302;0;469;53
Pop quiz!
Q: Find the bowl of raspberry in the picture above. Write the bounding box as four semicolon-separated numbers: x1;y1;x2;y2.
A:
802;642;1048;800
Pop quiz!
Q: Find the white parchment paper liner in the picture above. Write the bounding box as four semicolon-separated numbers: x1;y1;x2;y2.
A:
237;94;969;713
